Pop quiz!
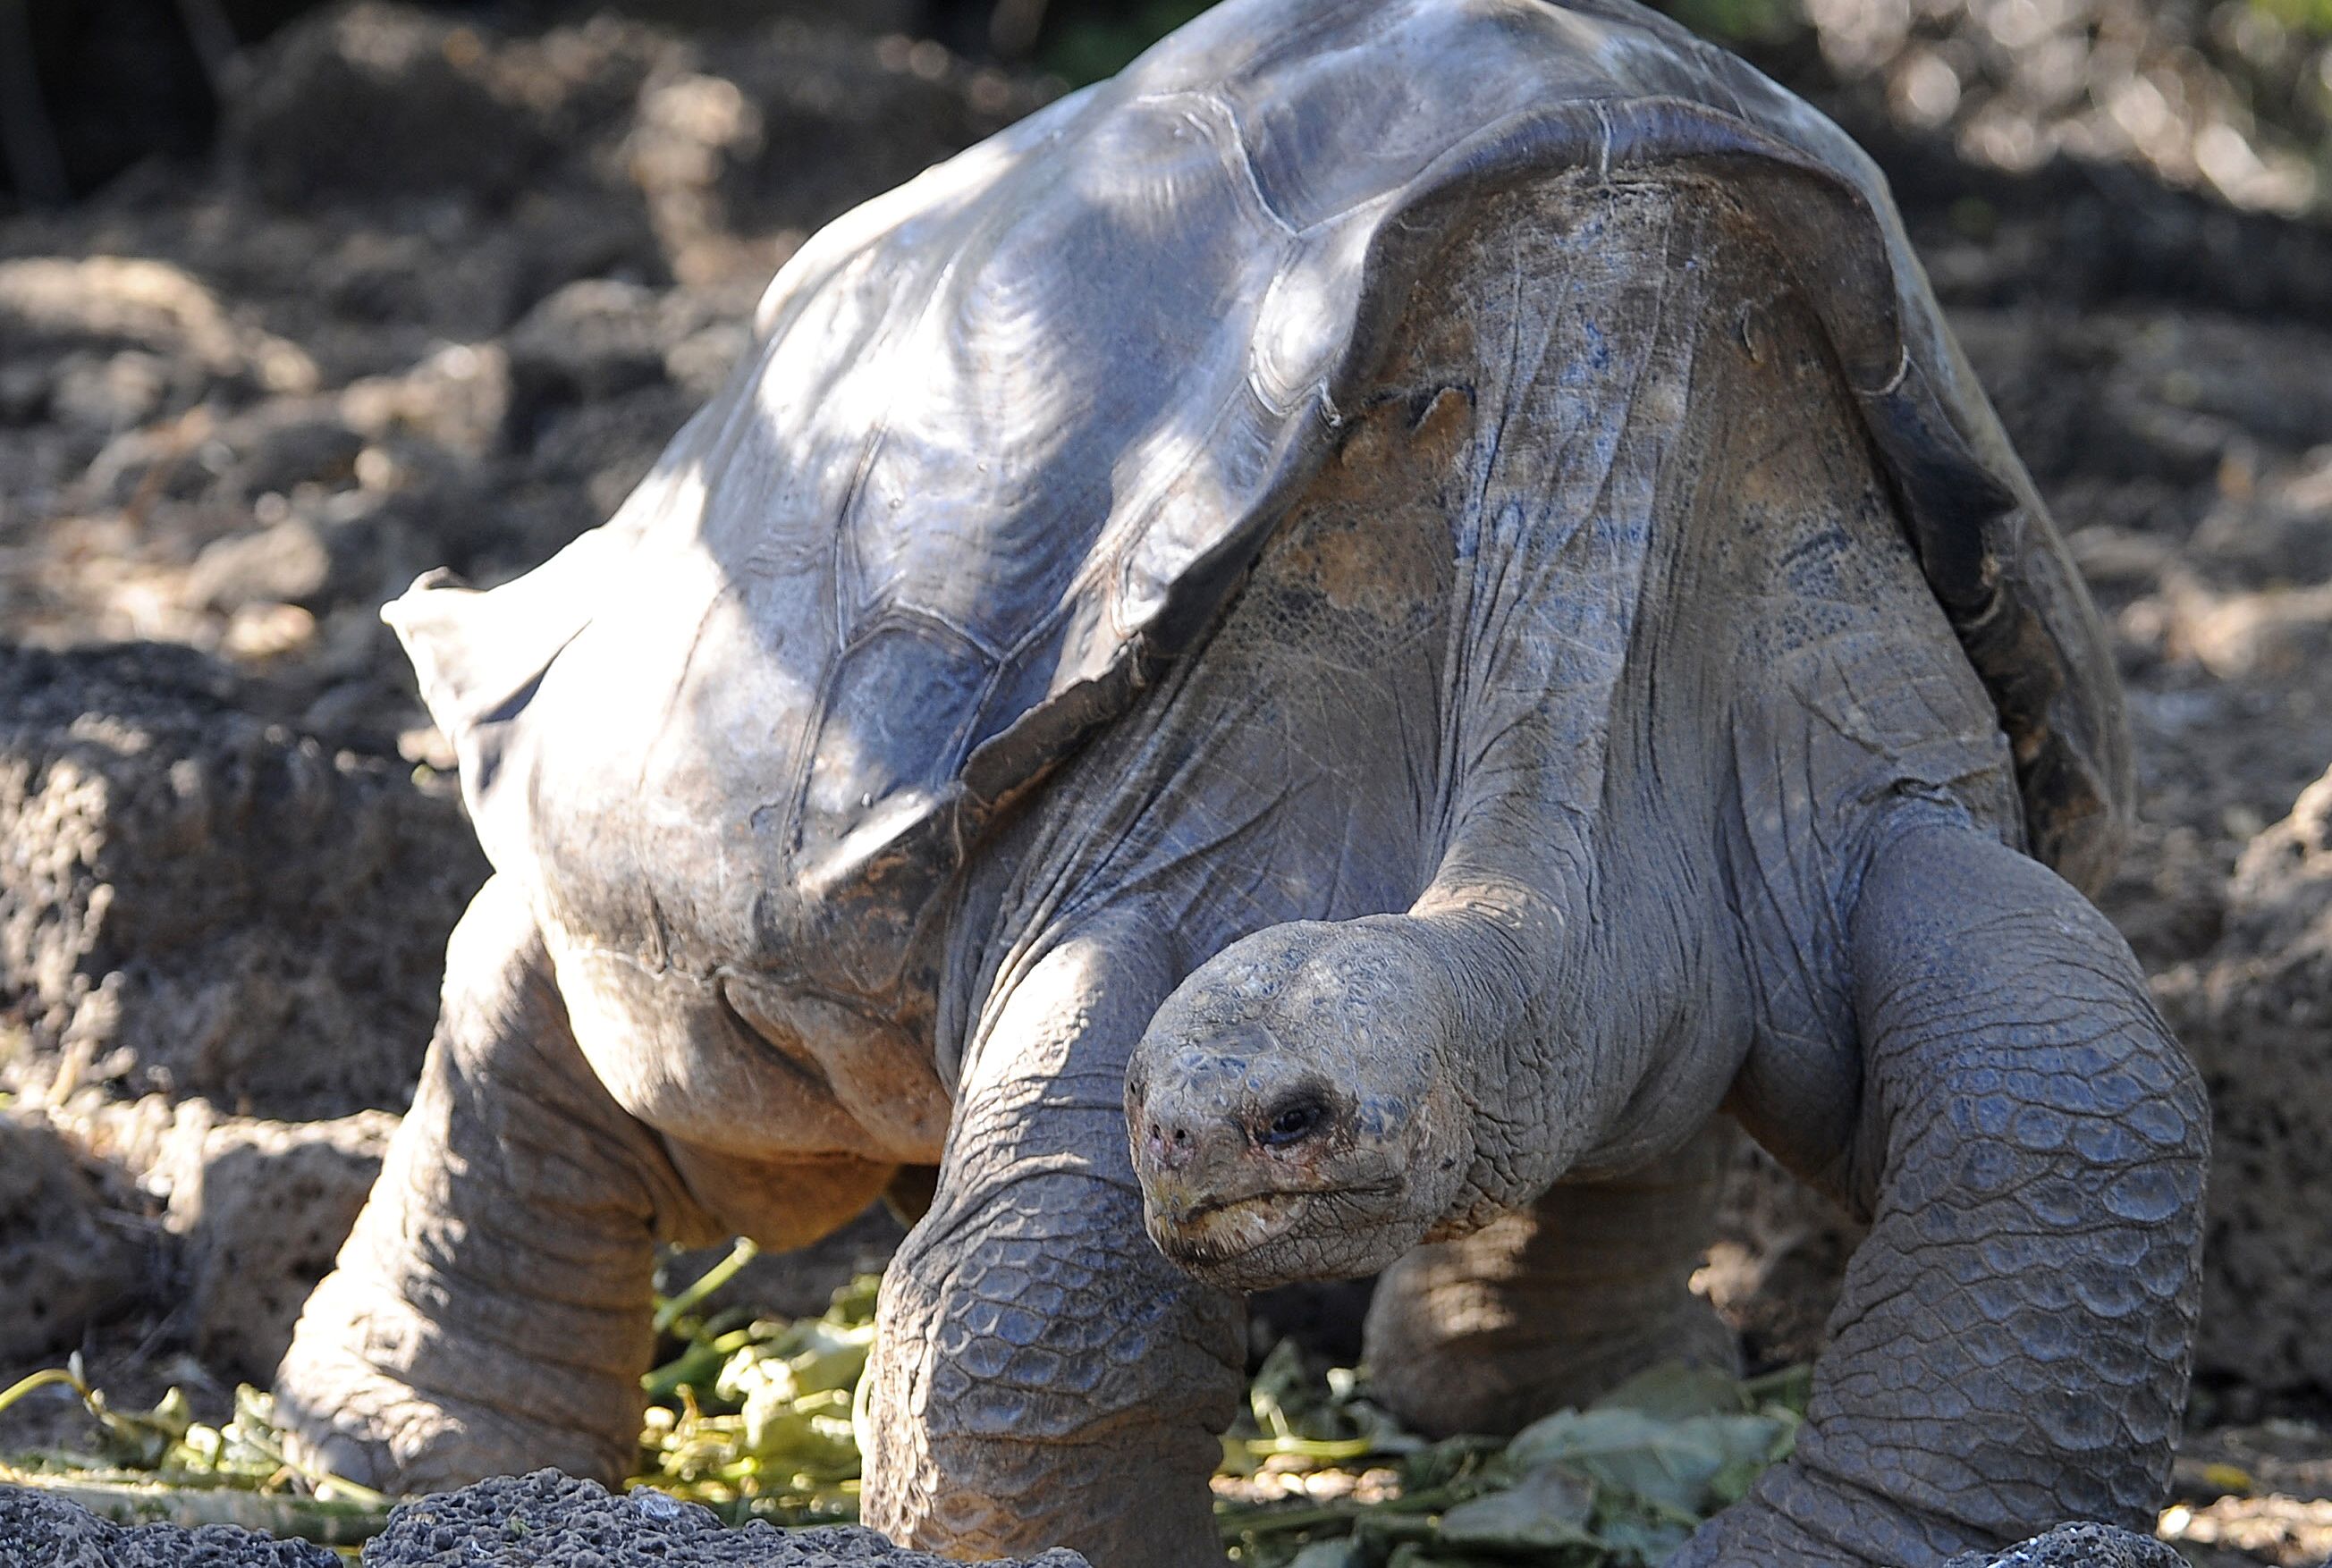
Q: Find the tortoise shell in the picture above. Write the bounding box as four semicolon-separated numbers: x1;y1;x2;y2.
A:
387;0;2129;1008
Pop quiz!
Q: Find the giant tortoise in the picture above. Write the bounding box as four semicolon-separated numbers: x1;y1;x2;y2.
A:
275;1;2208;1564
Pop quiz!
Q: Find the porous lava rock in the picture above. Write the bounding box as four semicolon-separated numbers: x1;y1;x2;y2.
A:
1945;1521;2191;1567
0;1485;339;1568
0;1471;2192;1566
224;2;575;205
153;1108;398;1381
0;1110;145;1361
0;641;486;1121
364;1471;1093;1567
2154;762;2332;1398
0;1471;1097;1567
219;0;1054;252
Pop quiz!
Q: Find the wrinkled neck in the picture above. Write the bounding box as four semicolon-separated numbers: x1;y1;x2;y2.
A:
1373;877;1594;1226
1382;187;1716;1219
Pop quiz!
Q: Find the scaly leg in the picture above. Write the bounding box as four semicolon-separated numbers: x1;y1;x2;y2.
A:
859;918;1245;1568
274;877;721;1492
1679;816;2207;1565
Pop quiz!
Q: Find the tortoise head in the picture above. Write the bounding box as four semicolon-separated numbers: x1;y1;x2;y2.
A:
1125;920;1474;1291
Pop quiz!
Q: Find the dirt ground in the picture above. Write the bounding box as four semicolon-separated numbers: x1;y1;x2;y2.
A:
1;1;2329;1563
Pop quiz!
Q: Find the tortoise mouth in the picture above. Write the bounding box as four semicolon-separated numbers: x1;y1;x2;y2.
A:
1145;1190;1307;1268
1143;1180;1406;1287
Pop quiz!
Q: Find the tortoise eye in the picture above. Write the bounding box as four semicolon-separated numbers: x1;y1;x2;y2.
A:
1259;1097;1326;1149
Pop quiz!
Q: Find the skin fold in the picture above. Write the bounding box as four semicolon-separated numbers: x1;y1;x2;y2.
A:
274;7;2204;1563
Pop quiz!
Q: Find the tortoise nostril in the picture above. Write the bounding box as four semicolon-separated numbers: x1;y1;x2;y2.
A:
1144;1120;1199;1171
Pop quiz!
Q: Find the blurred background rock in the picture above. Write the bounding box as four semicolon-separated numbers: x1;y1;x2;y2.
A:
6;0;2329;206
0;3;2329;1559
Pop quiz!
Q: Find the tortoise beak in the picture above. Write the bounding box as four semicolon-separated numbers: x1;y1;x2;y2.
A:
1140;1184;1309;1270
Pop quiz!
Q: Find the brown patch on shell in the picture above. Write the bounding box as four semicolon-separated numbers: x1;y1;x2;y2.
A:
1267;387;1474;620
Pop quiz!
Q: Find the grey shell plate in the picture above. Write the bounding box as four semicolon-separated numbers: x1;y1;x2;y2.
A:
387;0;2130;1004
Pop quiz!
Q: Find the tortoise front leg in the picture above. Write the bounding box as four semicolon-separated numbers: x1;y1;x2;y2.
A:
1683;816;2206;1566
859;917;1244;1568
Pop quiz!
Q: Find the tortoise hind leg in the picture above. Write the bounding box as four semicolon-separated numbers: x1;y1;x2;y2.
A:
1680;811;2206;1565
1363;1121;1740;1438
274;876;722;1492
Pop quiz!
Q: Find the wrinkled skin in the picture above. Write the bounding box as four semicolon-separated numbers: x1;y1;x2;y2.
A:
275;5;2206;1565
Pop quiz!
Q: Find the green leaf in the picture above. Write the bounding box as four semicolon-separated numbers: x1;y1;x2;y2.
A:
1507;1410;1714;1514
1590;1362;1750;1420
1505;1408;1789;1519
1740;1364;1814;1420
652;1237;760;1335
1286;1537;1373;1568
1382;1544;1526;1568
1583;1505;1695;1566
1436;1467;1601;1551
1396;1435;1508;1496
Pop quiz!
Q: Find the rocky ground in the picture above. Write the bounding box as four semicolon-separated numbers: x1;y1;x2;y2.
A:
0;1469;2201;1568
0;0;2329;1563
0;1469;1097;1567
